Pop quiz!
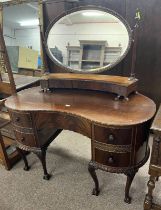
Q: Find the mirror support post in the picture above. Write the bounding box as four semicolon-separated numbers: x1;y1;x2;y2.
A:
38;1;49;74
129;9;141;81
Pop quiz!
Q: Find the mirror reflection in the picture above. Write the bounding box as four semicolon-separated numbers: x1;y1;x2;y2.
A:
3;2;41;76
47;9;131;72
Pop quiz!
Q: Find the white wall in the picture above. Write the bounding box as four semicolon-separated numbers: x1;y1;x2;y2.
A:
3;26;15;46
14;27;40;53
47;22;129;65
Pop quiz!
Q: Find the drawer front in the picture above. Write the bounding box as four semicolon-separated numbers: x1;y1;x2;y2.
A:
14;131;37;147
11;112;32;128
35;112;91;138
151;136;161;166
94;148;131;167
94;124;132;145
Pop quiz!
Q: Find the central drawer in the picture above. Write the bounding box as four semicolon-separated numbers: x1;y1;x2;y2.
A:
94;124;133;145
35;112;91;138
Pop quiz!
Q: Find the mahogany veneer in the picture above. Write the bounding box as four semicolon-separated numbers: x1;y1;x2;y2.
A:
40;73;138;99
5;86;155;203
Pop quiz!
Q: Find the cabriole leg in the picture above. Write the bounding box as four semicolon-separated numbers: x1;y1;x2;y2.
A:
124;169;138;204
34;147;51;180
88;162;100;196
16;147;30;171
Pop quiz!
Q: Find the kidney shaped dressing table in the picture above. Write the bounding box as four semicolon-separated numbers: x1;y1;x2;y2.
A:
5;5;156;204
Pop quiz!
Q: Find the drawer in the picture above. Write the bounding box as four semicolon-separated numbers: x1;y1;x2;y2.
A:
151;136;161;166
94;148;131;167
11;112;32;128
14;131;37;147
35;112;91;138
94;124;132;145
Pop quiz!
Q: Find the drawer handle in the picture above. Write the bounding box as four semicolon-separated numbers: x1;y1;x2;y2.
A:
108;134;115;142
15;117;20;122
20;137;25;142
107;156;114;164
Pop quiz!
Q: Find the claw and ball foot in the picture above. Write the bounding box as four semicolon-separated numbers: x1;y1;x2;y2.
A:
43;173;51;180
92;187;100;196
24;165;30;171
124;195;132;204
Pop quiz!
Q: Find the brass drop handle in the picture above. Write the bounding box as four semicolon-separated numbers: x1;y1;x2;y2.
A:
15;117;20;122
108;134;115;142
21;137;25;142
107;156;114;164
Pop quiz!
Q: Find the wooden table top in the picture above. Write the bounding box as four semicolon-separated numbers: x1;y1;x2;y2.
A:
2;73;40;91
5;86;156;127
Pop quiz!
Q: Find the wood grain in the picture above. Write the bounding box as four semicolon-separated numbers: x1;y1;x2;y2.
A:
5;86;156;126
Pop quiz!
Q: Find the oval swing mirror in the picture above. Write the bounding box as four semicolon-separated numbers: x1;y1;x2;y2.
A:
45;7;132;73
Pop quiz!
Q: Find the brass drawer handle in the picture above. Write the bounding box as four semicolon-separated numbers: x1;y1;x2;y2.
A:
108;134;115;142
107;156;114;164
15;117;20;122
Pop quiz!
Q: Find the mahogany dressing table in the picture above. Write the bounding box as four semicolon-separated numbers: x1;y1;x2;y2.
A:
5;85;155;203
5;4;156;204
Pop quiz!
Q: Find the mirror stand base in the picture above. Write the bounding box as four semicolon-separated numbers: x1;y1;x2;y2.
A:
41;73;138;100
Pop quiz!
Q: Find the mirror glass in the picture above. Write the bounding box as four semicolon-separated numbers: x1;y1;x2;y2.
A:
46;9;131;73
3;2;41;76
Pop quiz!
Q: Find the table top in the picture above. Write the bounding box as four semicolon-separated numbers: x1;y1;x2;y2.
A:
151;104;161;133
2;73;40;91
5;86;156;127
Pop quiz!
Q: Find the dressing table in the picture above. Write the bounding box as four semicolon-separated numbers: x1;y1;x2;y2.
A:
5;3;156;204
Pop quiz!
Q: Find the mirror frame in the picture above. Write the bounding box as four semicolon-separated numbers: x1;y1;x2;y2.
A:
45;5;132;74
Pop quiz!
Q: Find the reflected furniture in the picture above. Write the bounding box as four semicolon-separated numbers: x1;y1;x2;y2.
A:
5;86;155;203
144;105;161;210
7;46;39;73
1;73;40;92
66;40;122;69
18;68;41;77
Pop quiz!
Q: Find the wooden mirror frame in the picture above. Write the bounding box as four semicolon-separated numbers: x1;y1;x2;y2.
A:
44;5;133;74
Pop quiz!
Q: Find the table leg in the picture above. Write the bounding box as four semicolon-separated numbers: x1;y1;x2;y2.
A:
16;147;30;171
124;169;138;204
0;133;11;170
88;161;100;196
144;175;156;209
34;147;51;180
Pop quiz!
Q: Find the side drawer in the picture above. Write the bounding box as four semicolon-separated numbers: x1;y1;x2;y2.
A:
14;131;37;147
94;148;131;168
150;136;161;166
11;111;32;128
94;124;133;145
